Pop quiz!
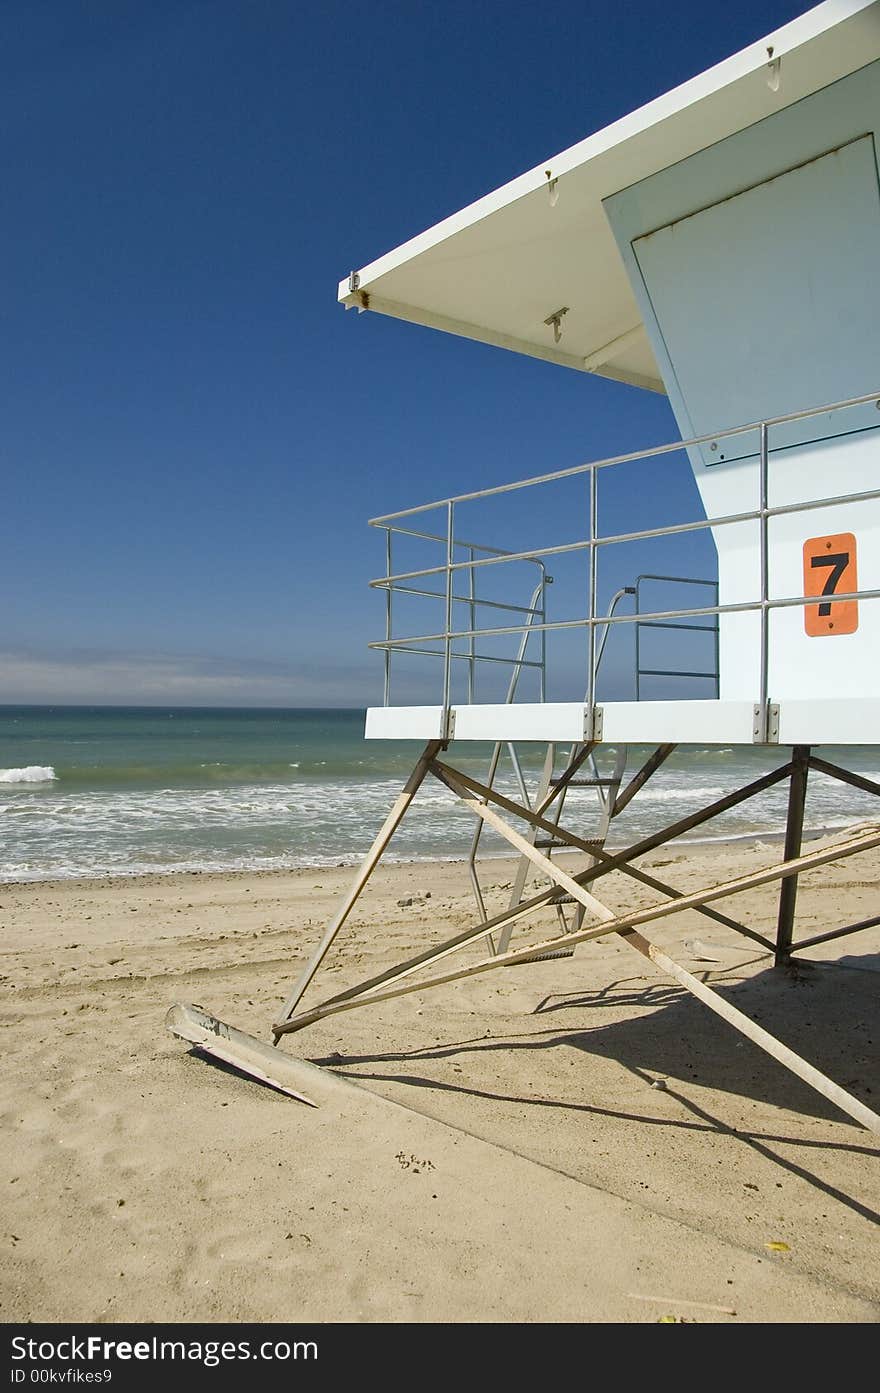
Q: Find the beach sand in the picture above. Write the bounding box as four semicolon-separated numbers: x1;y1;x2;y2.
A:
2;831;878;1323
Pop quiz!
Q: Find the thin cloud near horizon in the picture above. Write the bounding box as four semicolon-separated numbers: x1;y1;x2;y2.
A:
0;647;383;707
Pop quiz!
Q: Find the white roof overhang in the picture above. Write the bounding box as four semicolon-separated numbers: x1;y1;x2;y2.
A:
337;1;880;393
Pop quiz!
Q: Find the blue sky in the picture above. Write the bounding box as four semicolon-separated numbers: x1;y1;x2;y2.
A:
1;0;807;706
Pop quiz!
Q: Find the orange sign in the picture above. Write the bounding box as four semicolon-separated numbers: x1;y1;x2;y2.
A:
803;532;858;636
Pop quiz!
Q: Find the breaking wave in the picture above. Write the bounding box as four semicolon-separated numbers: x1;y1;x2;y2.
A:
0;765;57;784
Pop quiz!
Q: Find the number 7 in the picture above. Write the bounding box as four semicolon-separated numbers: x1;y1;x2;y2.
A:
810;552;849;616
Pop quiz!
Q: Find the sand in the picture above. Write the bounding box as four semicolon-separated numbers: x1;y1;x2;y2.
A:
1;831;878;1324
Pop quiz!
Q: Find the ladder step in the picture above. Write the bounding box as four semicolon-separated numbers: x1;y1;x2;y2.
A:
534;836;604;850
550;777;616;786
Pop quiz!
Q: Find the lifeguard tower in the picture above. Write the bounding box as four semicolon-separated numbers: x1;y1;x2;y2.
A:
170;1;880;1131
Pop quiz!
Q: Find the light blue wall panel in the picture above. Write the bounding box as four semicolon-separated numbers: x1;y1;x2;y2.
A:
631;134;880;467
604;58;880;456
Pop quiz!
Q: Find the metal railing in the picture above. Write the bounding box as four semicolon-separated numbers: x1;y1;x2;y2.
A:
634;575;719;700
369;389;880;721
374;521;550;710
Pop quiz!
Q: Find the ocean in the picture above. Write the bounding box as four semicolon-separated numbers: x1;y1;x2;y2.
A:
0;705;878;883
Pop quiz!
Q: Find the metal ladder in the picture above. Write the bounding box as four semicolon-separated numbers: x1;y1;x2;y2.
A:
469;586;634;958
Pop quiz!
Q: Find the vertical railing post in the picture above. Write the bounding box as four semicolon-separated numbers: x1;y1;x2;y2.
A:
587;466;598;711
468;545;476;705
540;565;547;703
712;580;720;700
443;501;455;735
758;422;770;740
634;577;641;702
384;528;393;707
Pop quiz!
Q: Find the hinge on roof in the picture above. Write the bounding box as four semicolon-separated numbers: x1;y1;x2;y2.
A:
443;709;456;742
347;271;370;311
544;306;569;345
590;706;603;742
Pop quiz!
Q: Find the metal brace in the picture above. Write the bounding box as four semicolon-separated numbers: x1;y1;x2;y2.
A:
752;702;780;743
590;705;604;742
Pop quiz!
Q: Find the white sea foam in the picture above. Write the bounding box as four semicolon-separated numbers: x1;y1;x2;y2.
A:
0;765;57;784
2;761;878;883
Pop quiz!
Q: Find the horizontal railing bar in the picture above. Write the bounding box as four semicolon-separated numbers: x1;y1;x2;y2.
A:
369;388;880;523
763;482;880;521
636;621;717;633
743;587;880;612
637;669;718;679
388;583;542;614
370;621;587;646
597;514;745;549
637;573;718;588
379;642;543;669
369;588;880;647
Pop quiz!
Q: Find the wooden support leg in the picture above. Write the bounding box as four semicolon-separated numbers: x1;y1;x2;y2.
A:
274;784;880;1131
271;740;443;1036
775;745;810;970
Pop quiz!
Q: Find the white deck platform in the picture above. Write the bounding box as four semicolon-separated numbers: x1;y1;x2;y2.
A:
776;698;879;745
365;698;878;745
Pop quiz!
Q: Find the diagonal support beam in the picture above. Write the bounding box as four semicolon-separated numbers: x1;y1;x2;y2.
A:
808;756;880;800
569;762;795;887
272;739;443;1033
789;912;880;953
613;744;677;819
433;758;776;952
276;818;880;1039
